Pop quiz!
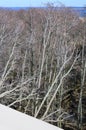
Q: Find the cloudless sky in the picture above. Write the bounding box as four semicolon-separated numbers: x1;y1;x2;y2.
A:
0;0;86;7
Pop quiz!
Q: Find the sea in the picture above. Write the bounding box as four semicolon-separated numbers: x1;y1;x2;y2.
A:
0;7;86;17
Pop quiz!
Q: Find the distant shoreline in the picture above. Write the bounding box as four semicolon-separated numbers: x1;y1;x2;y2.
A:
0;7;86;17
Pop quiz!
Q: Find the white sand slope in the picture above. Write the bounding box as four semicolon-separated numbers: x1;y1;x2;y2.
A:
0;104;63;130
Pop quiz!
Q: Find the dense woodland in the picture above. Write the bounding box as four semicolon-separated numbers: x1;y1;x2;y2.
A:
0;5;86;130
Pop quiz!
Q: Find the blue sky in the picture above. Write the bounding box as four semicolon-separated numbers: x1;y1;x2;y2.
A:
0;0;85;7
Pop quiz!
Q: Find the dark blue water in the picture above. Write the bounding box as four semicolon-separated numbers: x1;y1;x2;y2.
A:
71;7;86;17
0;7;86;17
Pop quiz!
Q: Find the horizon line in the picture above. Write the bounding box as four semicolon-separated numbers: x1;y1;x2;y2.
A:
0;6;85;8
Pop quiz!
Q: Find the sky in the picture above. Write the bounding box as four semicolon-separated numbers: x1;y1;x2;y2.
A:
0;0;85;7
